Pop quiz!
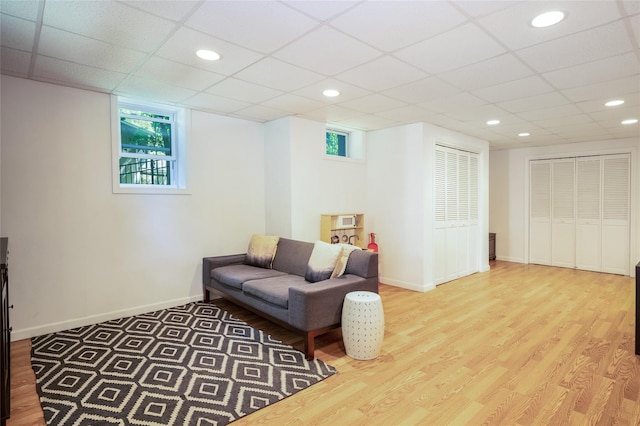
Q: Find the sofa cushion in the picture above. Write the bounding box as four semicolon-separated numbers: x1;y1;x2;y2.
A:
243;275;309;308
331;244;361;278
210;265;286;289
305;241;343;283
272;238;314;276
246;234;279;269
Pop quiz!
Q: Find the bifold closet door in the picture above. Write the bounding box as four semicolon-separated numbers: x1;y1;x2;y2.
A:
529;160;552;266
576;157;601;271
551;159;575;268
434;146;480;285
601;155;630;275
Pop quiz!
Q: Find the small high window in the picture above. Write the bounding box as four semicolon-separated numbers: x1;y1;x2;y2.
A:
326;130;349;157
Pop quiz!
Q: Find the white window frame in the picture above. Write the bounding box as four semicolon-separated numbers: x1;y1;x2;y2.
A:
324;126;365;162
111;96;190;194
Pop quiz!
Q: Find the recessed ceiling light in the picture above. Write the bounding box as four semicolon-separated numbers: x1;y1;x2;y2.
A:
605;100;624;107
323;89;340;97
621;118;638;125
518;132;530;137
486;119;500;126
196;49;220;61
531;11;565;28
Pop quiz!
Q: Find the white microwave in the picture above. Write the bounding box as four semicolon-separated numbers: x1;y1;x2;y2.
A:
336;215;357;229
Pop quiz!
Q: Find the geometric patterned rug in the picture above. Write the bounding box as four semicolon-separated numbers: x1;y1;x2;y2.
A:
31;302;337;425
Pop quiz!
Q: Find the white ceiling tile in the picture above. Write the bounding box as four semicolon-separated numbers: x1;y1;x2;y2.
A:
43;1;175;53
575;94;639;114
532;113;594;129
374;105;437;123
381;76;459;104
300;105;362;123
180;91;251;114
329;1;468;53
497;92;569;114
336;114;401;131
0;0;40;20
621;1;640;15
33;55;126;91
206;78;283;104
234;58;325;92
185;1;318;54
1;14;35;51
394;23;506;74
335;56;426;92
116;75;198;104
629;14;640;44
451;1;520;19
561;76;640;103
517;104;584;122
476;1;623;50
38;26;147;73
154;27;264;76
118;0;200;22
472;75;555;103
273;26;382;76
283;1;359;22
443;104;510;123
516;21;634;74
542;52;640;90
588;104;640;122
437;53;533;91
230;105;286;123
135;57;225;91
340;94;407;114
293;79;371;103
418;92;488;114
260;94;325;114
1;46;31;76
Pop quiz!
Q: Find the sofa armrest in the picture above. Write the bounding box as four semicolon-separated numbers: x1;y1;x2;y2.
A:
202;254;246;286
288;275;378;331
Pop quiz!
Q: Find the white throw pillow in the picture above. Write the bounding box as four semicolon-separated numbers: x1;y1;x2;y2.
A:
331;244;361;278
246;234;279;269
305;241;343;283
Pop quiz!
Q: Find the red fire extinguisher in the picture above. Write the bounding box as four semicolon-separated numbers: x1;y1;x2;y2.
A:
367;233;379;252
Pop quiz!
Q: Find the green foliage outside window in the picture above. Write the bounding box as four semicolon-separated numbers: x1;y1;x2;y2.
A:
326;131;347;157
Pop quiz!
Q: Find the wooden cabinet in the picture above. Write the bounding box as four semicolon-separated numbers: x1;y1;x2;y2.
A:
321;214;365;248
1;238;9;426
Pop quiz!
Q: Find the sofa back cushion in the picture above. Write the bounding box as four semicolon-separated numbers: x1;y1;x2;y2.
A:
272;238;314;276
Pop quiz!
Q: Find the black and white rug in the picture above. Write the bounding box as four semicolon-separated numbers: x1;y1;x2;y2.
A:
31;302;337;425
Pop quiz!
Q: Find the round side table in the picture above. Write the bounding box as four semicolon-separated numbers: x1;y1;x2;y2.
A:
341;291;384;360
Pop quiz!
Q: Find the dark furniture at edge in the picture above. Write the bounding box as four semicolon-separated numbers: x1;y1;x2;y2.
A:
636;262;640;355
1;238;9;426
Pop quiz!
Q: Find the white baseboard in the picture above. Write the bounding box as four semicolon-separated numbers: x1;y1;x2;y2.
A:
11;294;203;341
495;256;525;263
380;276;436;293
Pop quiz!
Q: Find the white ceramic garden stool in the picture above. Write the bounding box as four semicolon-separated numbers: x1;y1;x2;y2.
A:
341;291;384;360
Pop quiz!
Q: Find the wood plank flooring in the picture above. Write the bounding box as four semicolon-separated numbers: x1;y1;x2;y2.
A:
7;261;640;425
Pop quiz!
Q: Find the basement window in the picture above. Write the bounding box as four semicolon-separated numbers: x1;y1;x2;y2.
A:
111;96;189;194
326;129;349;157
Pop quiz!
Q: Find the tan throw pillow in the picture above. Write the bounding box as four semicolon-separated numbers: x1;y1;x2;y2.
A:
246;234;279;269
331;244;361;278
305;241;343;283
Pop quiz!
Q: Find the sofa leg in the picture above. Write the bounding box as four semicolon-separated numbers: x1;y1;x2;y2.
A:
304;332;315;360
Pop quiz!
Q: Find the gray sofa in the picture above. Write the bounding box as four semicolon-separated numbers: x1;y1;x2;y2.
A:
202;237;379;359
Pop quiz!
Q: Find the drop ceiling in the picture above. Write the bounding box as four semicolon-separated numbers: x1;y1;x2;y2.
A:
1;0;638;150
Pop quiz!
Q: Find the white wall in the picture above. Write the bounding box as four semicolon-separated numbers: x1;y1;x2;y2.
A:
265;116;368;242
1;76;266;340
367;122;490;292
489;138;639;276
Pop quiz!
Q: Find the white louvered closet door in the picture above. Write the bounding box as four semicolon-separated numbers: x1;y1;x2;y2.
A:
576;157;601;271
602;155;630;275
531;154;630;275
551;159;575;268
529;160;552;266
434;146;480;285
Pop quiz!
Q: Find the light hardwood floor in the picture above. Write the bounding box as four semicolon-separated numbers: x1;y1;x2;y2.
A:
7;261;640;425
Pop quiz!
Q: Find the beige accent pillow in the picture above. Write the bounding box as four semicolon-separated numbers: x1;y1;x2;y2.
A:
246;234;279;269
331;244;362;278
